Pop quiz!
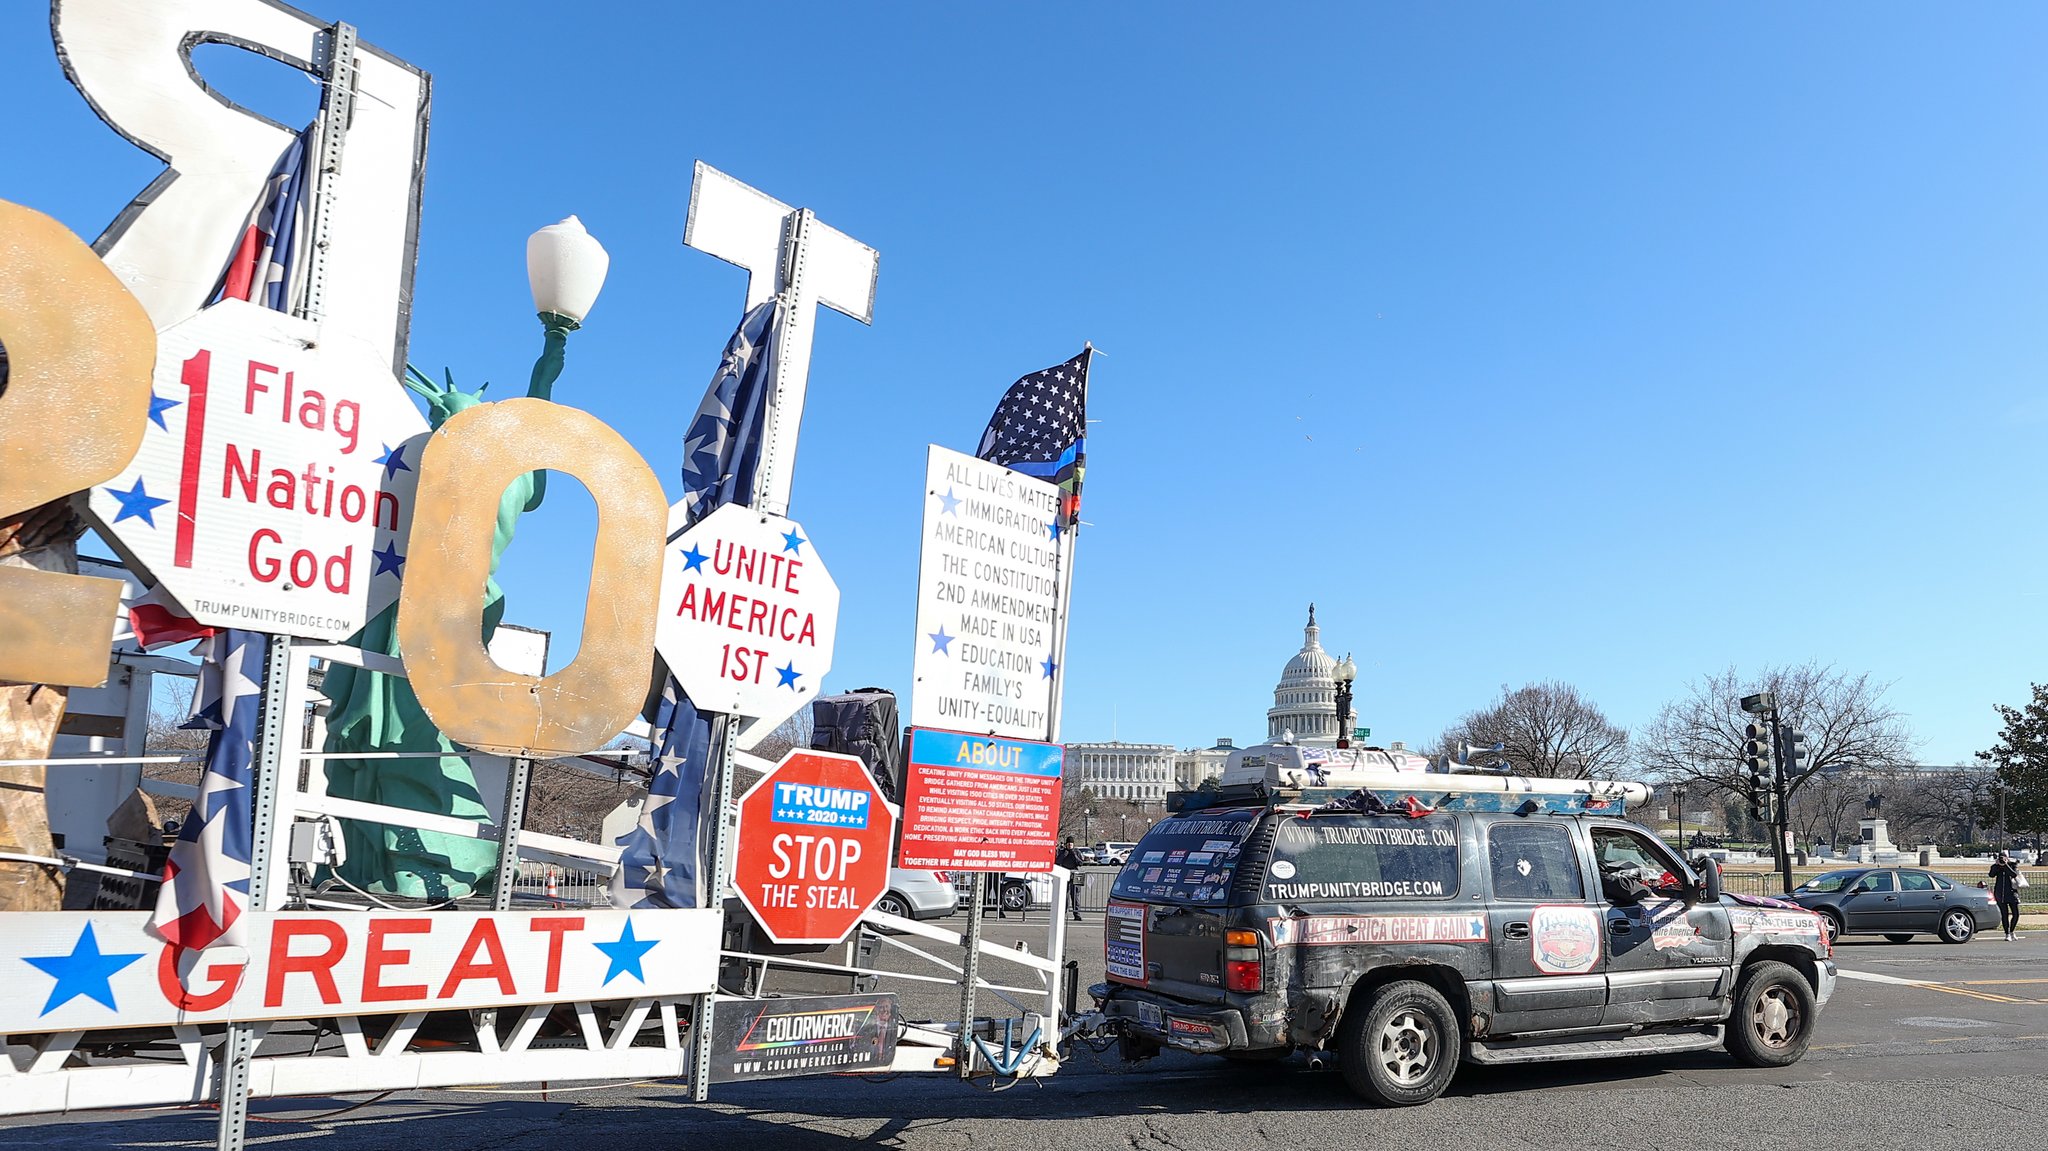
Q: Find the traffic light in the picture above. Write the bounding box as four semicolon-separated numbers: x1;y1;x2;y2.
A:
1780;728;1810;779
1742;722;1774;791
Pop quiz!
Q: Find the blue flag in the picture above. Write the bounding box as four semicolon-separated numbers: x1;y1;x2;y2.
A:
612;298;781;909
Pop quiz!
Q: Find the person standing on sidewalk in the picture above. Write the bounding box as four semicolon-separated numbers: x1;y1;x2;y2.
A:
1990;851;2023;940
1056;837;1087;921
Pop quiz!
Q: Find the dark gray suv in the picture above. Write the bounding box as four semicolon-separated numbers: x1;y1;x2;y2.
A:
1089;796;1837;1106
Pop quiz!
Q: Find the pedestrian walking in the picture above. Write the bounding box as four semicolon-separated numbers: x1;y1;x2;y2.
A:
1056;837;1087;921
1990;851;2024;940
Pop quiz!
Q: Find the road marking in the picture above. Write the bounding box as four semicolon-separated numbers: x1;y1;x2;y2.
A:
1836;968;2031;1004
1836;969;1927;987
1956;979;2048;985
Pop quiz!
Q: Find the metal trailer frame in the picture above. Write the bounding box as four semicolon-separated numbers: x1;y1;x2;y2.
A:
1;637;1072;1131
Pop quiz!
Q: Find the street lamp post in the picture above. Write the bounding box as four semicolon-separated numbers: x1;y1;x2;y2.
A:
525;215;611;387
1083;807;1093;845
1333;653;1357;749
1674;785;1687;853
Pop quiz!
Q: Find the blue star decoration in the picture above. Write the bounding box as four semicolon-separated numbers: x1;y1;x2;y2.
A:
371;541;406;577
374;443;410;480
1041;655;1059;679
927;626;954;655
146;392;181;430
106;478;170;527
781;529;806;556
937;487;961;516
1047;519;1063;541
777;661;802;689
593;920;658;986
679;544;708;573
24;923;144;1015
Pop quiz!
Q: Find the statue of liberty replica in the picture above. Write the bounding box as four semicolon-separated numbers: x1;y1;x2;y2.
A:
321;219;606;900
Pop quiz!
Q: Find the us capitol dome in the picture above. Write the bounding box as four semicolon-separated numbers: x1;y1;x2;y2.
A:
1266;603;1356;746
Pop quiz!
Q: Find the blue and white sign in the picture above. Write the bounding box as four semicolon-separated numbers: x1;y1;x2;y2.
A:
771;782;872;830
906;728;1064;778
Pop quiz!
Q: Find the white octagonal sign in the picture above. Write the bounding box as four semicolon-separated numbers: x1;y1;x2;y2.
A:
87;299;427;640
655;503;839;730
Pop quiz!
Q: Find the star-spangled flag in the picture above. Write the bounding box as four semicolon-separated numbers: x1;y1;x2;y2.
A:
216;123;314;311
975;348;1091;526
611;297;781;910
149;629;265;950
679;297;779;524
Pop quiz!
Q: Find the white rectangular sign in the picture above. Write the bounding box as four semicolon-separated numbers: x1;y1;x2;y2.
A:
0;909;719;1033
909;445;1065;741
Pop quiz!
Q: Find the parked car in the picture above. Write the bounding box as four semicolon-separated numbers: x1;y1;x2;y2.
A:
1094;841;1137;865
948;872;1049;913
1783;866;2000;944
874;868;957;921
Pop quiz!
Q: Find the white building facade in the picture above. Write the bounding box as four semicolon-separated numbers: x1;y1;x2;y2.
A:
1066;741;1177;808
1266;604;1356;746
1175;738;1237;791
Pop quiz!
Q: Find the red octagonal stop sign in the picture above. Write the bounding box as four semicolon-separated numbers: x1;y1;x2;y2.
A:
734;748;898;945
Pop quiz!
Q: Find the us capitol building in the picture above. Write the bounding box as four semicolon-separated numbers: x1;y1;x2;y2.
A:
1066;605;1358;810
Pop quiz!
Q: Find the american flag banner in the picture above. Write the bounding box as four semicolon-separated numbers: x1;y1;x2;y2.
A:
612;297;782;909
126;582;215;651
216;122;314;311
975;348;1091;525
146;127;313;946
149;629;266;950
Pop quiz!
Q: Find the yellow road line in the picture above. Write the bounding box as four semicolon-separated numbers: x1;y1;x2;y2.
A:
1924;985;2028;1004
1955;978;2048;985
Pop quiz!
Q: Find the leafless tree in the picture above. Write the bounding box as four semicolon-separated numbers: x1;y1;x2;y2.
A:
1059;781;1150;846
1436;681;1629;780
523;759;636;843
1635;664;1915;814
745;709;816;766
1884;769;1997;848
1783;763;1895;849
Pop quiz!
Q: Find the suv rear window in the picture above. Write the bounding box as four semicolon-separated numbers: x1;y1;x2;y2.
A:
1111;809;1260;905
1264;814;1461;902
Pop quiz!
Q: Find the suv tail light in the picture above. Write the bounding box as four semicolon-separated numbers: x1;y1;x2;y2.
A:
1223;928;1264;992
933;872;950;884
1224;959;1263;992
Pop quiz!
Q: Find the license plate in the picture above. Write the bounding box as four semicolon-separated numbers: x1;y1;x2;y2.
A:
1136;1001;1163;1030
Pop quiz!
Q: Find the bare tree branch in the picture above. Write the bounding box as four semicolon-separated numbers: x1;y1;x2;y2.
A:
1636;663;1916;816
1437;681;1630;780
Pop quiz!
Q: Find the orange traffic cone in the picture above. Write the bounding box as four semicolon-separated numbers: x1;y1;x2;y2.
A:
545;869;560;905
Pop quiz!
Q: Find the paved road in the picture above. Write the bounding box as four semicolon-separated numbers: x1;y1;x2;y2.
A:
6;919;2045;1150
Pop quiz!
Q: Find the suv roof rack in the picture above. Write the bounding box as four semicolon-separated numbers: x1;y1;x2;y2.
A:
1167;773;1649;817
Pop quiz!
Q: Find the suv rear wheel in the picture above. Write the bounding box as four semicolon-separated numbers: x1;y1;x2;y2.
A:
1725;960;1815;1067
1335;981;1460;1106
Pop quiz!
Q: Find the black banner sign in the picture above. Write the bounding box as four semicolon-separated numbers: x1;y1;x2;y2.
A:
708;993;899;1082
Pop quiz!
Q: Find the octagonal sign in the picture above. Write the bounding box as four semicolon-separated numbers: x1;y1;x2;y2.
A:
734;748;897;945
86;299;426;639
655;503;839;731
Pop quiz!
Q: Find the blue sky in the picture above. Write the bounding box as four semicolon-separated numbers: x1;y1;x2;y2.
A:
6;4;2044;767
